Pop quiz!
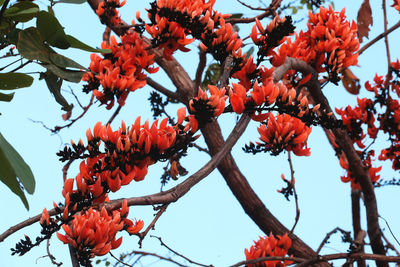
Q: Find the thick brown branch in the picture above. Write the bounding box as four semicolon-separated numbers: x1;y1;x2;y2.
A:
274;57;387;266
352;189;366;267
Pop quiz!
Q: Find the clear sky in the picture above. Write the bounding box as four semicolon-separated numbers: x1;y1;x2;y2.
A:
0;0;399;266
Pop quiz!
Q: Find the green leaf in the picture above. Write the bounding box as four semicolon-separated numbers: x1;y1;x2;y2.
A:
54;0;87;4
0;133;35;194
66;35;111;53
201;63;221;88
4;2;39;22
49;52;85;70
36;11;70;49
0;92;14;102
7;28;21;44
17;27;51;63
42;63;85;83
18;27;86;70
0;73;33;90
230;13;243;19
245;46;254;59
0;151;29;209
0;133;35;209
39;71;73;111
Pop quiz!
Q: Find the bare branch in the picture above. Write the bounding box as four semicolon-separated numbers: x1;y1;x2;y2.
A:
227;0;282;24
146;77;182;102
151;235;213;267
138;205;168;248
287;152;300;235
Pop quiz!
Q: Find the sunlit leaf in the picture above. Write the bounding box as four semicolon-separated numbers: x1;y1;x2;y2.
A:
66;35;111;53
4;2;39;22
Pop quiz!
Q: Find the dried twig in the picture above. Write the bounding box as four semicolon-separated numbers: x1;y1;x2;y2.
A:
287;152;300;234
138;204;168;248
151;235;213;267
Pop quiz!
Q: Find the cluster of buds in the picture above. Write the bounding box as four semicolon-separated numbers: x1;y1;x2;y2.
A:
82;32;158;109
96;0;126;26
146;0;216;59
189;85;228;125
273;6;359;83
244;233;292;267
250;16;295;66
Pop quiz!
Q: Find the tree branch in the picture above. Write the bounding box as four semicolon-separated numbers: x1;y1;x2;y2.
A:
0;114;251;243
274;57;387;266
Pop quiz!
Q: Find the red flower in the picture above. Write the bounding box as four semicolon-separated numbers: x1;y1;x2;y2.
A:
245;233;293;267
257;113;312;156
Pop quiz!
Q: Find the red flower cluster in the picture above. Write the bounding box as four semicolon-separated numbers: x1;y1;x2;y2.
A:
245;233;292;267
146;0;216;59
257;113;312;156
96;0;126;26
55;201;143;260
189;85;227;125
82;32;158;109
335;60;400;187
274;6;359;82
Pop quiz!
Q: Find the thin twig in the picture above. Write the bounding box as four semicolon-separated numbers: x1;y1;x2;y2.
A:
46;239;63;266
192;143;210;155
110;252;131;267
227;0;282;24
146;77;181;102
121;250;189;267
62;159;74;182
138;204;168;248
294;252;400;267
316;227;351;254
107;105;122;125
9;60;32;73
194;49;207;91
237;0;267;11
379;215;400;247
151;235;213;267
0;58;25;71
52;95;94;133
358;20;400;55
287;152;300;235
382;0;391;70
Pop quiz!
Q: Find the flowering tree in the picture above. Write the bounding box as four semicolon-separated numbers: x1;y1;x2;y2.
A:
1;0;400;266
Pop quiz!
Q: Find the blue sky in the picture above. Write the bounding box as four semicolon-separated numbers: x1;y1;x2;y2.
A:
0;0;400;266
